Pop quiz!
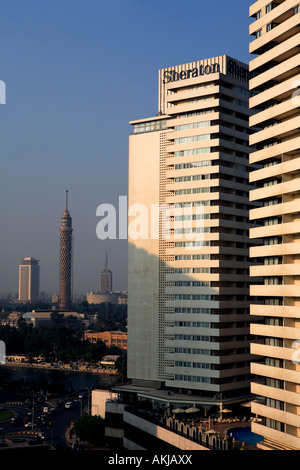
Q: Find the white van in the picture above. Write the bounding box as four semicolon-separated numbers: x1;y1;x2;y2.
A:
65;401;74;409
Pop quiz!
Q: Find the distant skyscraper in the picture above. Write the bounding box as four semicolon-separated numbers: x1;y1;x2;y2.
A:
59;191;73;310
18;257;40;302
99;252;112;293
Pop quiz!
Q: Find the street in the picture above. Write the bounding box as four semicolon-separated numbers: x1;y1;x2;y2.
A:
0;389;89;449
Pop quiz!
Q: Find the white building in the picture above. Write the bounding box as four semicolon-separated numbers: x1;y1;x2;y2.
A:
18;257;40;302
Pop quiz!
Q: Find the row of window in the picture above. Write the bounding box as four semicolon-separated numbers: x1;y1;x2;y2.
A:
264;217;281;226
264;277;282;285
174;160;210;170
174;321;210;328
175;335;210;341
179;110;213;119
189;84;212;91
174;175;209;183
174;281;210;287
235;99;249;109
174;267;210;273
263;237;281;245
174;241;210;248
175;134;211;144
235;86;252;97
189;98;213;105
175;347;210;355
174;201;210;208
174;375;210;383
132;120;167;134
263;198;281;206
175;214;210;222
175;254;210;260
264;257;282;265
174;307;211;313
174;227;210;234
174;187;210;195
174;361;210;369
175;121;211;131
175;147;211;157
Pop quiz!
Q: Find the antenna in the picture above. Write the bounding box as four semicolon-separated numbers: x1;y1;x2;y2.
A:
66;190;69;211
105;251;108;269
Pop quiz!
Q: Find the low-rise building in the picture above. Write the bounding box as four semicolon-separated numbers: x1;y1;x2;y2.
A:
0;311;23;327
84;330;127;350
24;310;84;328
100;355;120;369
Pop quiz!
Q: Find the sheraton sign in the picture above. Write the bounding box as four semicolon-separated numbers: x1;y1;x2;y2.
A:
162;58;255;84
163;63;220;83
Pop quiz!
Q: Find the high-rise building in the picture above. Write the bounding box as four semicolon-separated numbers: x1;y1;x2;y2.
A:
99;252;112;293
18;257;40;302
249;0;300;451
128;55;256;406
59;191;73;310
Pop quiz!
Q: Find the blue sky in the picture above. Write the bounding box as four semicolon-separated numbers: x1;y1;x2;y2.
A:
0;0;253;296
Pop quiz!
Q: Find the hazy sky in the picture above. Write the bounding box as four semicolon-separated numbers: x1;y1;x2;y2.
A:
0;0;253;296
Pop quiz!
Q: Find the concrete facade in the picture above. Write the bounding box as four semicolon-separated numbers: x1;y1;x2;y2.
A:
249;0;300;450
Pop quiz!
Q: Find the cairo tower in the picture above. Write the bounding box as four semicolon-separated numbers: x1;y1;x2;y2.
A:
59;191;73;310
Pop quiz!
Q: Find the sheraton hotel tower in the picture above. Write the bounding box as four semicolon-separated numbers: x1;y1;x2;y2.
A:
126;55;257;408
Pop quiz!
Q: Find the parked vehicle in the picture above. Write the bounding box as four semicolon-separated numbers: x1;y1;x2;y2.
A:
65;401;75;409
10;417;22;425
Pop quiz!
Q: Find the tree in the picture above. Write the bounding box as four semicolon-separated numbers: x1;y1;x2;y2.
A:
73;414;105;447
115;354;127;380
50;312;64;325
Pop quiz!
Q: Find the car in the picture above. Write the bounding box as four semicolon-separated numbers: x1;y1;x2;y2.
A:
65;401;74;409
24;422;37;428
10;417;22;425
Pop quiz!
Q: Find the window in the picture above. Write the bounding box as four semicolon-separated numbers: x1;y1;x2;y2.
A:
264;237;281;245
264;217;281;226
256;29;262;38
174;176;191;183
266;418;285;433
264;257;282;265
193;362;210;369
264;277;282;285
266;3;273;13
174;267;191;273
263;178;280;186
294;5;299;14
175;160;210;170
266;398;284;411
175;254;191;260
265;337;283;347
256;10;261;19
133;120;167;134
267;23;278;32
263;198;281;206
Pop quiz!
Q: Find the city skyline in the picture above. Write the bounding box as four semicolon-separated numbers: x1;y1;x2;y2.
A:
0;1;252;296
